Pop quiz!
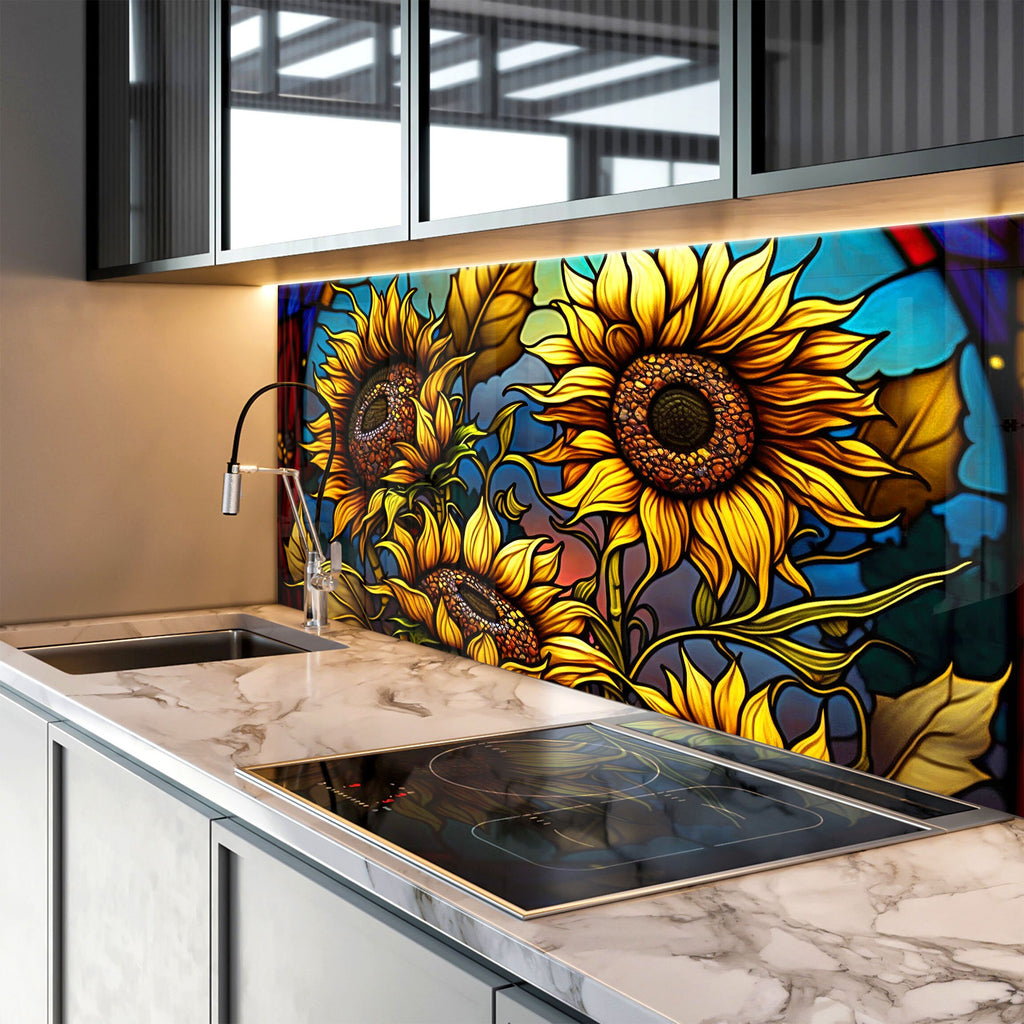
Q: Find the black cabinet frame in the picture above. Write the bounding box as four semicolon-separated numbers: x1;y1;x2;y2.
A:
87;0;1022;280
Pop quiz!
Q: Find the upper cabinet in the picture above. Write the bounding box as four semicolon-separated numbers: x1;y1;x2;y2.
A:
89;0;213;274
221;0;407;259
412;0;732;236
86;0;1023;280
738;0;1024;195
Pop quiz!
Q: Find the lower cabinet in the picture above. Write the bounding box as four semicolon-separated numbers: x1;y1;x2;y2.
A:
51;723;221;1024
212;819;507;1023
0;685;56;1022
0;693;588;1024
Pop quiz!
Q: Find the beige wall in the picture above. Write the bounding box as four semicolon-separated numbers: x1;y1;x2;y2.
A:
0;0;277;623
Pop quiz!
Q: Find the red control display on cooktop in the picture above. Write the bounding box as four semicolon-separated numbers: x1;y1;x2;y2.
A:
242;723;925;916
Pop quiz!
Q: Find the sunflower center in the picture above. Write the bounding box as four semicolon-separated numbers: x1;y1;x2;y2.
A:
457;582;500;623
647;385;715;452
348;362;421;488
612;352;756;498
421;567;542;665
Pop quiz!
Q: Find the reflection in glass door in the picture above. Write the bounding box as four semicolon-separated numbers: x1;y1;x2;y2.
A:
226;0;403;251
425;0;722;221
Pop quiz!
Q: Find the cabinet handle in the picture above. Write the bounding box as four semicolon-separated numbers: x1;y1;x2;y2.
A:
211;841;234;1024
47;737;64;1024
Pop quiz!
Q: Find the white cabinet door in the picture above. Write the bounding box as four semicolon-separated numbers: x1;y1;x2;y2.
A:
212;819;506;1024
0;685;57;1023
52;723;221;1024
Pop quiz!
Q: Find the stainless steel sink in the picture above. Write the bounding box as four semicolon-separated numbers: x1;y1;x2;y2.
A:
22;628;335;674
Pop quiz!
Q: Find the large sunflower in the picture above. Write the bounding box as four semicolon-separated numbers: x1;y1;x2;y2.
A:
370;498;621;694
631;651;831;759
518;242;900;608
305;280;463;543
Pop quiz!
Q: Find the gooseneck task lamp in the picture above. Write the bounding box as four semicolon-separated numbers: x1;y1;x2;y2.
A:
222;382;339;630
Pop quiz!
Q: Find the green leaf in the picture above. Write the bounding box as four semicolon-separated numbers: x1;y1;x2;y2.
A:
693;579;720;626
730;563;969;636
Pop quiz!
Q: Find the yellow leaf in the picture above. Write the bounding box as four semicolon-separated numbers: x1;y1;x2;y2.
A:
443;262;536;392
851;356;966;523
871;664;1010;795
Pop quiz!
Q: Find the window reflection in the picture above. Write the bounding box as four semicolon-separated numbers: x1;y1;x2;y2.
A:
426;0;721;219
227;0;402;250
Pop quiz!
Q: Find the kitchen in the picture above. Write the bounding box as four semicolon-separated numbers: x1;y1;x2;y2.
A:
1;1;1022;1022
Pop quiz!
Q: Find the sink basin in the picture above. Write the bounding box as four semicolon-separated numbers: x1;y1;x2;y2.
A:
22;628;335;675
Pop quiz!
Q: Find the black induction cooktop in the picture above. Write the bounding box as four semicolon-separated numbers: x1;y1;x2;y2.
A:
237;719;1004;917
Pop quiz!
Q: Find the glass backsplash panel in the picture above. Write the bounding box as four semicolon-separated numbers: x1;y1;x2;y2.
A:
277;217;1022;814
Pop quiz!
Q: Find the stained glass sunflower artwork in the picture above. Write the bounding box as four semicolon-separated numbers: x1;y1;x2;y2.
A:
518;243;903;610
304;279;465;546
369;497;623;695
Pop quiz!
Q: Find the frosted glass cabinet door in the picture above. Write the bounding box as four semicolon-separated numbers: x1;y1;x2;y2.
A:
748;0;1023;174
52;724;219;1024
212;819;505;1024
90;0;212;270
0;686;56;1023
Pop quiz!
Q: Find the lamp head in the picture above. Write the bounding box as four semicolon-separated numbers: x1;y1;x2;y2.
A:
221;463;241;515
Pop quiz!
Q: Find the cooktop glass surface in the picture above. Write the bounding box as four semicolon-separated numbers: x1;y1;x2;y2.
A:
240;723;929;917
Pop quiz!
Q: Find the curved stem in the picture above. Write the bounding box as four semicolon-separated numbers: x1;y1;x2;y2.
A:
602;543;626;655
365;544;386;585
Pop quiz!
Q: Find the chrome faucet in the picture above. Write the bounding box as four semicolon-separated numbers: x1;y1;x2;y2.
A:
221;383;339;631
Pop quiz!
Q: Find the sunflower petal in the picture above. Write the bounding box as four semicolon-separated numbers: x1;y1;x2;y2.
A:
687;499;735;598
658;246;699;314
554;458;642;519
738;686;786;747
464;498;501;574
467;631;501;666
625;250;666;345
639;489;690;573
490;537;544;598
563;262;596;309
517;365;616;406
596;251;632;323
702;241;776;343
712;658;747;734
679;648;716;729
760;446;891;529
711;483;777;609
695;243;732;332
632;681;681;717
434;599;464;649
439;510;462;567
373;577;434;627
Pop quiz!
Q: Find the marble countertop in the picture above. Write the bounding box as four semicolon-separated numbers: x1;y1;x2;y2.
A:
1;605;1022;1024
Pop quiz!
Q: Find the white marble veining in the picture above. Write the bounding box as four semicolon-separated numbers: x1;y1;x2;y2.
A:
1;605;1022;1024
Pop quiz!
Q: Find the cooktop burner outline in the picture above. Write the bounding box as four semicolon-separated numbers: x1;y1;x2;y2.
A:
426;733;662;799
